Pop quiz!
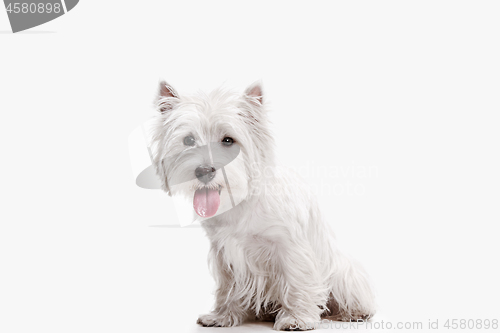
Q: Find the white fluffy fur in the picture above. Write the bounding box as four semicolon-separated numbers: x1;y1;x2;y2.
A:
151;81;376;330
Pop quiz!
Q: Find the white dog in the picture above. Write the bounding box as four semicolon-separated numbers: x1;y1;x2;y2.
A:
151;81;376;330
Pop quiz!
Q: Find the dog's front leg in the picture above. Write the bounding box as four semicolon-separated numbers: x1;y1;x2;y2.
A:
197;247;249;327
271;241;327;331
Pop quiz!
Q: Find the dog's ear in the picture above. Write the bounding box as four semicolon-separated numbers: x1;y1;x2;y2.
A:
156;80;179;113
244;81;264;106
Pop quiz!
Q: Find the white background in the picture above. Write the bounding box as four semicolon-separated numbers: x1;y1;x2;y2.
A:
1;1;499;332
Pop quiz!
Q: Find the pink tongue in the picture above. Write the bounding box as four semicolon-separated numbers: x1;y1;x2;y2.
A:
193;188;220;217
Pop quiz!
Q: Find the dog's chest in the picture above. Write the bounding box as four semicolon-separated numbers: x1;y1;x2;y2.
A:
219;231;278;279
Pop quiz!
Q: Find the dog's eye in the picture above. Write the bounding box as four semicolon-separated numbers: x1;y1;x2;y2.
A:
183;136;196;146
221;137;234;146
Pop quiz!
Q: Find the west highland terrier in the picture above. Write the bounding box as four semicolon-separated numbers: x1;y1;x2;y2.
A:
151;81;376;330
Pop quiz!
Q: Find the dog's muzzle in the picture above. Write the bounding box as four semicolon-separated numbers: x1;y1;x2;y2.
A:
195;164;216;184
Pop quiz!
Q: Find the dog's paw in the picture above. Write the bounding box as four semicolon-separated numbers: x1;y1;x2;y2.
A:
273;314;317;331
197;312;241;327
339;313;372;322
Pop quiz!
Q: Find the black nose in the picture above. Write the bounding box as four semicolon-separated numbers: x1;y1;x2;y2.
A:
195;165;216;184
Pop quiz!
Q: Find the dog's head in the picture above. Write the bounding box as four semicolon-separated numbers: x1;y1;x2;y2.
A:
151;81;274;219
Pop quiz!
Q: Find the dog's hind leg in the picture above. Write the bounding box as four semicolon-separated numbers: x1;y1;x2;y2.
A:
323;250;376;321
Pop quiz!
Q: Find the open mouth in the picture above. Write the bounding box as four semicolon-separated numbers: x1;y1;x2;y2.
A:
193;185;221;218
